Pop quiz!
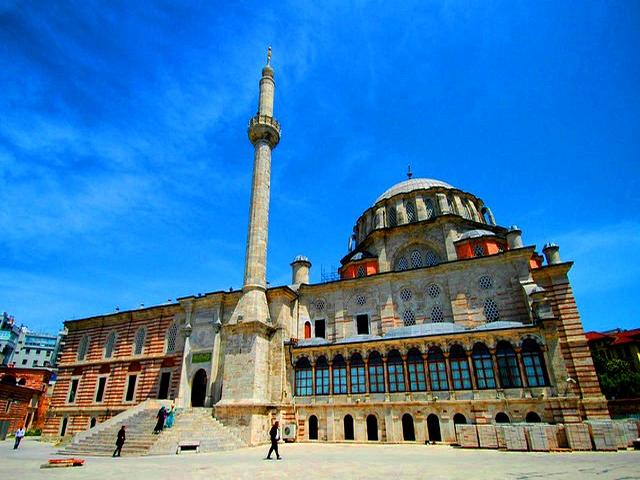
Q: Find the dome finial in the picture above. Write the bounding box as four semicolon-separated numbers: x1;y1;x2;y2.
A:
407;164;413;179
266;45;272;65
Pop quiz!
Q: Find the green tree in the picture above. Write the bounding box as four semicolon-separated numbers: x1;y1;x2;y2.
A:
594;356;640;399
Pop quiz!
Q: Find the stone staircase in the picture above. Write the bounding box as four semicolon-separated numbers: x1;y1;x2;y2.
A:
58;403;246;457
59;406;162;457
148;407;246;455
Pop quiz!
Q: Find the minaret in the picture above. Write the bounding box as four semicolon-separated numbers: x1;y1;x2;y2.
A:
237;47;281;325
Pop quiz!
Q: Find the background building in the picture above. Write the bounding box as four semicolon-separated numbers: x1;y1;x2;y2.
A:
0;312;20;366
11;327;66;369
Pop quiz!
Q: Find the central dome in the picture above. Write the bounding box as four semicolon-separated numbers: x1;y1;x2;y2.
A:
375;178;454;203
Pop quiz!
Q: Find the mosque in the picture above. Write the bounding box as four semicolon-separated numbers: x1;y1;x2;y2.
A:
43;50;608;446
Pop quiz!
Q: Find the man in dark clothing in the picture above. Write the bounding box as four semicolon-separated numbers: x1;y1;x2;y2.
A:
113;426;126;457
266;421;281;460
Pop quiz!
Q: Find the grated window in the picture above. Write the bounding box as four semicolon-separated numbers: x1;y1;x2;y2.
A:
397;257;409;271
400;288;412;302
166;323;178;353
425;250;439;267
424;199;435;219
315;299;326;311
473;244;485;257
428;283;441;299
410;250;423;268
483;298;500;322
357;265;366;278
356;295;366;306
133;328;146;355
479;275;493;290
405;201;416;223
77;335;89;361
431;305;444;323
104;332;116;359
402;310;416;326
388;207;397;227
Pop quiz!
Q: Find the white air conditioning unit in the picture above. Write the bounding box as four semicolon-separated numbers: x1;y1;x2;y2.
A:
282;423;297;442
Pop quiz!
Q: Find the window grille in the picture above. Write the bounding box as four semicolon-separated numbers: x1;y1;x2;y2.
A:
400;288;412;302
397;257;409;271
356;295;366;306
410;250;423;268
479;275;493;290
402;309;416;326
483;298;500;322
424;250;439;266
388;207;397;227
133;328;146;356
424;199;435;219
166;324;178;353
427;283;441;298
405;201;416;223
431;305;444;323
104;332;116;359
315;299;326;311
77;335;89;361
473;244;485;257
357;265;366;278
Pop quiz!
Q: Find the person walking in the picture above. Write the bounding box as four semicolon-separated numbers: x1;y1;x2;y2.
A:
165;403;175;429
13;426;26;450
153;406;167;434
265;420;281;460
113;426;126;457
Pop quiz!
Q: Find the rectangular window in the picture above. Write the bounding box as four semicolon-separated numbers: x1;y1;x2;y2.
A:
95;377;107;403
67;378;79;403
497;355;522;388
429;360;449;391
450;358;472;390
36;349;41;354
32;360;38;367
387;362;405;393
474;358;496;389
60;417;69;436
46;351;51;357
315;367;330;395
295;368;312;396
158;371;171;399
407;361;426;391
356;315;369;335
125;375;137;402
350;364;366;394
333;365;347;394
368;363;385;393
25;348;31;354
315;319;326;339
21;359;27;365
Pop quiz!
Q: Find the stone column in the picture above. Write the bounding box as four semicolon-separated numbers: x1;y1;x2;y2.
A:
401;353;410;392
467;350;478;391
443;351;453;391
514;347;528;388
177;302;193;409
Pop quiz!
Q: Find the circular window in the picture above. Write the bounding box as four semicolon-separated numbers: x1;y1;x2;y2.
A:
479;275;493;290
427;284;441;298
315;299;326;311
356;295;366;306
402;310;416;326
431;305;444;323
400;288;412;302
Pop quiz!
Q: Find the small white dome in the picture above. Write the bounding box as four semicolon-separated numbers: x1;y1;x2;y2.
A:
375;178;454;203
457;229;496;241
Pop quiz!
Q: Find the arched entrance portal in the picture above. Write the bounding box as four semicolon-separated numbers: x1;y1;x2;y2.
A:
308;415;318;440
344;415;354;440
366;414;378;441
427;414;441;442
495;412;510;424
402;414;415;441
191;369;207;407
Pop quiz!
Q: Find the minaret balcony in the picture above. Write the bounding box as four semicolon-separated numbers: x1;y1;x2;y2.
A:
248;114;281;148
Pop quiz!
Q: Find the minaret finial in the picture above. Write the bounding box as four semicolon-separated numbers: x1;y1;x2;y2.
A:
266;46;272;65
407;164;413;179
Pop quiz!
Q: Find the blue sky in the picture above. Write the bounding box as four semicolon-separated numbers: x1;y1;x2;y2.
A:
0;1;638;334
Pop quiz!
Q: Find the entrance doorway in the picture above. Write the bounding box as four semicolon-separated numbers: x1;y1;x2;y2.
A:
427;414;441;442
191;369;207;407
366;414;378;441
158;371;171;399
402;414;415;441
308;415;318;440
344;415;354;440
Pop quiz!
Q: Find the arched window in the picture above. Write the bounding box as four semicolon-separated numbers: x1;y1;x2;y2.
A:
472;343;496;389
525;411;542;423
483;298;500;322
496;341;522;388
388;206;397;227
410;250;423;268
473;244;485;257
448;197;457;215
315;356;330;395
427;346;448;391
424;199;435;219
332;355;347;395
405;200;417;223
350;353;366;394
166;323;179;353
77;335;89;361
396;257;409;271
133;328;146;356
368;351;385;393
406;348;426;391
521;339;547;387
304;321;311;339
387;350;405;393
424;250;439;267
295;358;312;396
449;345;472;390
495;412;510;424
453;413;467;425
402;309;416;327
357;265;366;278
104;331;116;359
430;305;444;323
463;202;473;220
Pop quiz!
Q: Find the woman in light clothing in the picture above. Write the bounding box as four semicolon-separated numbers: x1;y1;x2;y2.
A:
165;404;176;429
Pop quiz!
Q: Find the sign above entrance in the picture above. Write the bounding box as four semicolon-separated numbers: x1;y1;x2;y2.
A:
191;351;212;364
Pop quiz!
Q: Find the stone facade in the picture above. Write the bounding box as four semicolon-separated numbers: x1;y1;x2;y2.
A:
43;51;608;446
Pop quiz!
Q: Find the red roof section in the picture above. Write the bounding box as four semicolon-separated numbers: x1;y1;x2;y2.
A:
585;328;640;345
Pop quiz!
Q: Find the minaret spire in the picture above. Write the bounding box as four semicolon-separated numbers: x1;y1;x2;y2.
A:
407;164;413;179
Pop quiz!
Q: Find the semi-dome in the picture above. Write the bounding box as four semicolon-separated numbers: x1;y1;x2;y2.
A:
375;178;454;203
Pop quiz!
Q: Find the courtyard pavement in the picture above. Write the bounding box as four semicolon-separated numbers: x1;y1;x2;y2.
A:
1;438;638;480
